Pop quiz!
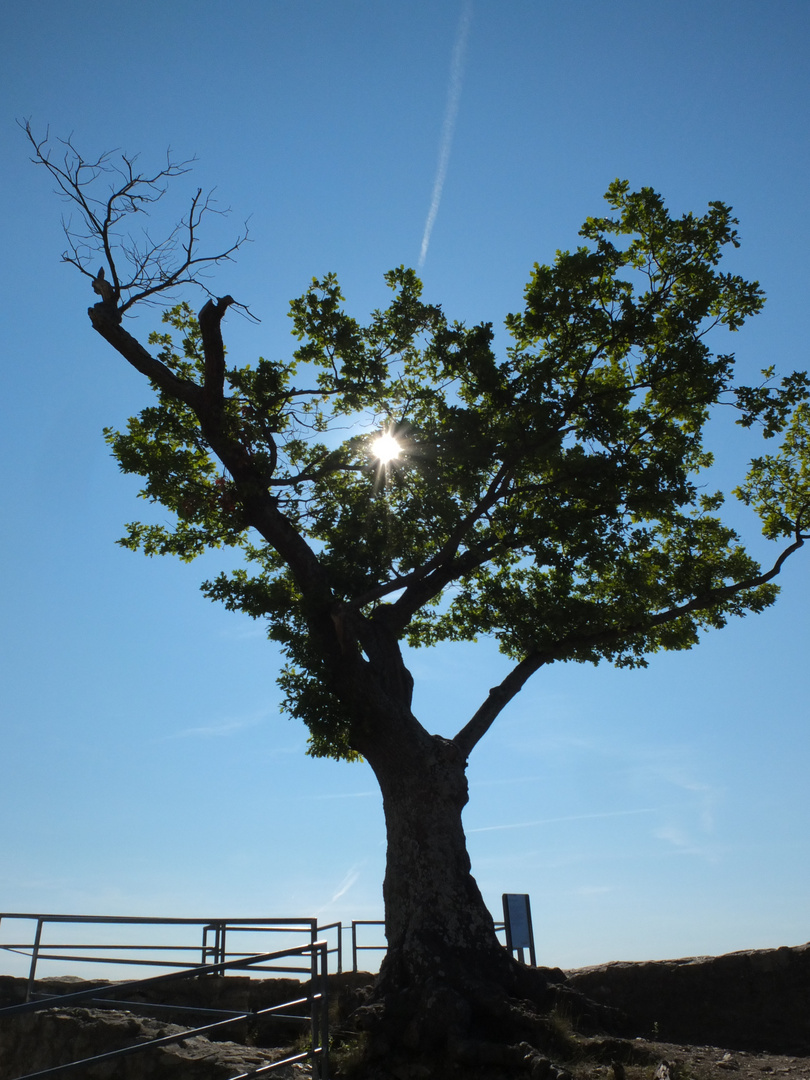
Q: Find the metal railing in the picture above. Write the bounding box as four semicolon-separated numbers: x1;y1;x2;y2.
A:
0;940;330;1079
350;920;385;973
0;913;343;995
0;910;529;1079
1;911;516;986
348;918;508;972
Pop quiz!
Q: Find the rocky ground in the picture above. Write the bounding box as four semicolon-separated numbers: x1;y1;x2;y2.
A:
562;1039;810;1080
5;1018;809;1080
3;946;810;1080
326;1032;810;1080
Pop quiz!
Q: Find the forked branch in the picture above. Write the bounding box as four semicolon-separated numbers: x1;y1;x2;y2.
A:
22;121;252;317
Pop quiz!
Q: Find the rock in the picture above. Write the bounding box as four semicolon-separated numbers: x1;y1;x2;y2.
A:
0;1006;309;1080
566;943;810;1055
717;1052;741;1070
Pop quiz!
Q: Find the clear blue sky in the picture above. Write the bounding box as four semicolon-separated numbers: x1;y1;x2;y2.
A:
1;0;808;974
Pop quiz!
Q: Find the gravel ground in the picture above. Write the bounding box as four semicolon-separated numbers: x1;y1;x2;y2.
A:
567;1040;810;1080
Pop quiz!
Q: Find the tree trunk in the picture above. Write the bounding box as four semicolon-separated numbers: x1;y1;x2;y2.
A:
376;733;509;989
352;726;567;1074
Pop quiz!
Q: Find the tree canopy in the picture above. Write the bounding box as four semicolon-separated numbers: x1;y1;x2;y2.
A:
29;119;810;1070
94;179;808;760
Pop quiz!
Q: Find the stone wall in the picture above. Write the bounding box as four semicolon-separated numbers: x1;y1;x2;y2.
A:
566;943;810;1054
3;946;809;1077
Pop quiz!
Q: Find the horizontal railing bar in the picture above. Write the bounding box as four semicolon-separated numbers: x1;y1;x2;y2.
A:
8;997;302;1080
212;925;317;932
93;994;314;1022
0;943;327;1018
25;957;193;975
205;968;313;977
95;999;258;1019
0;913;317;925
228;1048;318;1079
255;995;315;1017
23;952;313;970
0;915;341;961
3;943;208;952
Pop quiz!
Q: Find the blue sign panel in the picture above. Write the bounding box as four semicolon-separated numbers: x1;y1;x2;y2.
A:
502;893;536;966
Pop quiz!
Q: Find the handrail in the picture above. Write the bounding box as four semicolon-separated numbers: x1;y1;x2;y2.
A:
0;912;344;992
0;941;330;1080
2;911;509;983
316;920;343;975
351;920;386;973
348;918;509;972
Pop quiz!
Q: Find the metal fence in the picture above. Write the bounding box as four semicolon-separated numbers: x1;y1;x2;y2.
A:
0;910;523;1079
348;918;508;972
0;913;342;995
349;920;385;972
0;911;515;985
0;939;330;1079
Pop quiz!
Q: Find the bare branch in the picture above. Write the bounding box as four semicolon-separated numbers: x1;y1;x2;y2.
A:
21;120;253;317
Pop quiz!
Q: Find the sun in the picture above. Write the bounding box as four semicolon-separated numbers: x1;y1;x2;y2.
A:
371;432;402;464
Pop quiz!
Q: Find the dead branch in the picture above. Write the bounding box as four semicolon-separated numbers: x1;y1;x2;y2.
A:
22;120;252;318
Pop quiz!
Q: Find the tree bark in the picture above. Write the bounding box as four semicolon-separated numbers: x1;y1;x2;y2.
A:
375;733;507;989
352;722;566;1073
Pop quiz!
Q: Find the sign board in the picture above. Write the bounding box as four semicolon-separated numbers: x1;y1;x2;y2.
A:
502;893;536;966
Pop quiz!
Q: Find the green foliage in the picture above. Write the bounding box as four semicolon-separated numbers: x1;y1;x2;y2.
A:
105;184;809;759
105;304;249;560
735;401;810;539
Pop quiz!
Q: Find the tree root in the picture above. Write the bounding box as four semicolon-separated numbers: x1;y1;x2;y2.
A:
341;965;631;1079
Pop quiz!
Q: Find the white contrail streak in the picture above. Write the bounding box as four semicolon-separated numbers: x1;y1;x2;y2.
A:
467;808;658;834
314;863;364;915
418;1;472;268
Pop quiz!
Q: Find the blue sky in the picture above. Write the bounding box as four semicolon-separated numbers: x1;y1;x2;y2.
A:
1;0;808;974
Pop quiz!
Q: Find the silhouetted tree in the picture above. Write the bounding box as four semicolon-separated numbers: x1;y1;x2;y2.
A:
27;121;809;1075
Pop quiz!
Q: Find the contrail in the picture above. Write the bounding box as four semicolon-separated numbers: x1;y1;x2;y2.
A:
418;0;473;268
467;808;658;834
329;866;361;903
315;864;364;915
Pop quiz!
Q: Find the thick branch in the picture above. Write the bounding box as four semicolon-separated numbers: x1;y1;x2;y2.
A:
199;294;234;405
453;532;805;757
361;463;515;626
88;302;202;406
86;284;332;620
452;651;551;759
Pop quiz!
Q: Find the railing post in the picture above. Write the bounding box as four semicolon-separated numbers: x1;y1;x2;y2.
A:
319;941;329;1080
201;921;226;973
310;941;320;1079
351;921;358;973
26;918;44;1002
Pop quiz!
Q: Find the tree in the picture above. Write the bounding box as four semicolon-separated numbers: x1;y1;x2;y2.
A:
27;123;809;1074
